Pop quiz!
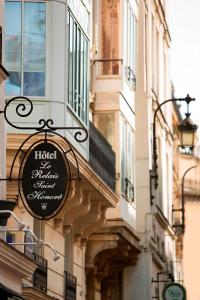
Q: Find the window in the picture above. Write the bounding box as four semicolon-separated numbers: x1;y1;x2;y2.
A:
151;14;155;89
120;117;134;200
64;271;77;300
100;0;120;75
5;1;46;96
67;9;89;124
124;1;137;86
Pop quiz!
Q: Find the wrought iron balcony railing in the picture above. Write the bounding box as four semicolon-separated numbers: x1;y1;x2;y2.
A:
32;253;48;293
64;271;76;300
124;177;134;201
92;58;123;76
89;122;116;191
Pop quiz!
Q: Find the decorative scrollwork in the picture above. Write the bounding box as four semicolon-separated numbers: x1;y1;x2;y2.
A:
3;96;33;129
0;96;88;143
38;119;54;130
74;128;88;143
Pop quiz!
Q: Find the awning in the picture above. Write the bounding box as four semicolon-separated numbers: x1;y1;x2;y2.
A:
0;282;25;299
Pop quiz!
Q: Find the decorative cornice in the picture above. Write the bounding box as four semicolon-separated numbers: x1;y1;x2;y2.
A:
102;219;141;251
0;239;36;278
22;286;59;300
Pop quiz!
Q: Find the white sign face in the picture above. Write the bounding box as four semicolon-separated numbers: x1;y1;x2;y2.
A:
163;283;186;300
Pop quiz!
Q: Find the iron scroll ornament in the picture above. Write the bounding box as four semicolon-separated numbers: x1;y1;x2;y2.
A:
0;96;88;219
0;96;88;142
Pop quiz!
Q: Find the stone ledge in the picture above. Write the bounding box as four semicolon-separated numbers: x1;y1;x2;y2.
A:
0;239;36;278
22;287;59;300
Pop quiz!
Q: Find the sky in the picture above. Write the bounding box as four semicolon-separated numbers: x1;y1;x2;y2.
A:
169;0;200;132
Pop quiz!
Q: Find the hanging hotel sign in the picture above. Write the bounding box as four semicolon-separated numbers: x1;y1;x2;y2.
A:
0;96;88;220
162;283;186;300
19;141;71;219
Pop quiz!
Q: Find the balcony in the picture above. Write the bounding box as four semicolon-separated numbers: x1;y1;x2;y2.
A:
89;122;116;191
64;271;76;300
32;253;48;293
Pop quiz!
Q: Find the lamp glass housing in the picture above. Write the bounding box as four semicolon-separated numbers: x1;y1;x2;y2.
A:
178;114;198;150
179;130;195;148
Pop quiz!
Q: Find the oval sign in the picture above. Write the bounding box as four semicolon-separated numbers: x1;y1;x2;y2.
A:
162;283;186;300
19;141;71;219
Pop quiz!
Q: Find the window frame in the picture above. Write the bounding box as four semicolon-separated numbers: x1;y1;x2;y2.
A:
120;115;134;201
67;7;89;125
124;0;137;88
99;0;121;76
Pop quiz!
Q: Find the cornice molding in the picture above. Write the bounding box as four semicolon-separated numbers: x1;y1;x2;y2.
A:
22;286;59;300
0;239;36;278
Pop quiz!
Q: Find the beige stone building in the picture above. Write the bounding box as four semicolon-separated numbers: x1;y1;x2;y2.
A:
178;153;200;300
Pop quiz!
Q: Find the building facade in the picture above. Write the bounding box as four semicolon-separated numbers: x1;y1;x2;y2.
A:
179;152;200;300
133;0;177;299
0;0;187;299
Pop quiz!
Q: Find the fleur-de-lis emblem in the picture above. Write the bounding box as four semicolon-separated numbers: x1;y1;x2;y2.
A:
41;203;47;210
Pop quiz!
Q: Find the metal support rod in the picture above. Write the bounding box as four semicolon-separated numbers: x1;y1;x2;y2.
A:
152;271;173;300
0;214;60;261
0;210;25;230
172;165;197;233
9;241;60;261
181;165;197;233
151;94;195;189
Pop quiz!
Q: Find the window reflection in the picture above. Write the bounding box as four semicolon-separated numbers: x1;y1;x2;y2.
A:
5;1;46;97
24;2;46;96
100;0;120;75
5;2;21;96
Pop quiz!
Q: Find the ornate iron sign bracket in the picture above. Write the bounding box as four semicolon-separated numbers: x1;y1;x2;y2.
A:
0;96;88;219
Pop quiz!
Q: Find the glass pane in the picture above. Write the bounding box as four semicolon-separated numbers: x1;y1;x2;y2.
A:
5;2;21;96
120;119;126;193
84;38;88;123
67;10;88;124
24;2;46;96
100;0;120;75
68;13;73;107
76;27;80;115
73;22;77;111
68;0;89;34
127;126;133;182
96;113;115;148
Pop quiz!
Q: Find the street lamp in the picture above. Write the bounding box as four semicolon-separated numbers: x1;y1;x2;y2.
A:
151;94;198;189
178;114;198;151
172;165;197;234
